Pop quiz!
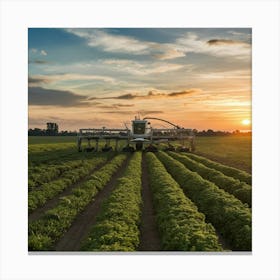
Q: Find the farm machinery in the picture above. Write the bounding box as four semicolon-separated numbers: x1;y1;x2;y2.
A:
77;116;195;152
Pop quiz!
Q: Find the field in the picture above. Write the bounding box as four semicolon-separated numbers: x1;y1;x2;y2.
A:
195;136;252;173
28;135;252;252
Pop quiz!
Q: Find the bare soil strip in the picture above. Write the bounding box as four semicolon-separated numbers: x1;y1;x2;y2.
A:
215;230;232;251
28;159;109;223
138;154;161;251
54;155;131;251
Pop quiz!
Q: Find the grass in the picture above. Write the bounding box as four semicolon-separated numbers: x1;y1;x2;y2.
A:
194;135;252;173
29;136;77;144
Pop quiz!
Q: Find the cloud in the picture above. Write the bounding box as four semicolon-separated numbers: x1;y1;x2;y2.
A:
96;103;135;109
28;77;49;85
65;29;152;54
28;73;116;86
101;110;163;115
152;46;186;60
29;86;88;107
29;48;48;56
176;33;251;59
194;69;251;80
90;88;201;100
207;39;248;46
65;29;251;61
40;50;47;56
29;60;48;64
66;29;185;61
102;59;184;75
167;89;200;97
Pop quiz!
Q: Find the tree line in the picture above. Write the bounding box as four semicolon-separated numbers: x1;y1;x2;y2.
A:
28;127;251;137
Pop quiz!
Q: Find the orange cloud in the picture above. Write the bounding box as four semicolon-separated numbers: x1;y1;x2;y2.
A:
90;88;202;100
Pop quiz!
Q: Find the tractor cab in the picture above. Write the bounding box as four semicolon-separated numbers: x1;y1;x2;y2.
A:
130;118;151;150
132;119;148;136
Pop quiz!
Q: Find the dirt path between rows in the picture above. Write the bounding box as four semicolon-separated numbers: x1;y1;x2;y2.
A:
28;159;110;223
138;154;161;251
215;229;232;251
54;155;131;251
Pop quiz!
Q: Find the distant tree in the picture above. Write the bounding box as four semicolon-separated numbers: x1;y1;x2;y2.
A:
46;123;58;136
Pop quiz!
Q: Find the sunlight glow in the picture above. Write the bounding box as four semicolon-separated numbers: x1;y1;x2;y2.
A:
241;119;251;125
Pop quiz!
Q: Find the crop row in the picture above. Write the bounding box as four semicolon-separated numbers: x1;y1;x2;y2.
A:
146;153;222;251
28;156;107;212
28;143;75;154
186;153;252;185
81;152;142;251
168;152;251;207
29;147;77;166
157;151;252;251
28;152;111;190
28;160;86;190
28;154;128;251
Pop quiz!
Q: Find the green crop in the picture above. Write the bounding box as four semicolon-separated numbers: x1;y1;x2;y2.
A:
146;152;222;251
157;151;252;251
168;152;251;207
82;152;142;251
28;154;127;251
186;153;251;185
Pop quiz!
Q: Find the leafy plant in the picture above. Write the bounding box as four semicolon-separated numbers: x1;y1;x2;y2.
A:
146;152;222;251
186;153;251;185
157;151;252;251
81;152;142;251
168;152;251;206
28;154;127;251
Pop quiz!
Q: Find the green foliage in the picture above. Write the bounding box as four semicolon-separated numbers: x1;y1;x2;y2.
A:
157;151;252;251
168;152;251;207
28;160;86;190
82;152;142;251
28;156;107;212
186;153;251;185
28;154;127;251
146;152;222;251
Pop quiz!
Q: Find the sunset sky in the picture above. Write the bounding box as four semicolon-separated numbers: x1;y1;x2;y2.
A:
28;28;251;132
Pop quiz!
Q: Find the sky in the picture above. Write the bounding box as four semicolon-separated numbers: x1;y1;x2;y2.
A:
28;28;251;132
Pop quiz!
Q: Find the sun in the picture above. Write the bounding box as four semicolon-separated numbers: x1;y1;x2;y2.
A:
241;119;251;126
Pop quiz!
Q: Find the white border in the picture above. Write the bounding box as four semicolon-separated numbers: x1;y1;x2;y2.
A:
0;0;279;279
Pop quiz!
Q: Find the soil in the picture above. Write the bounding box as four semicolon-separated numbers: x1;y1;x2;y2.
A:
138;154;161;251
28;159;110;223
54;155;131;251
215;229;232;251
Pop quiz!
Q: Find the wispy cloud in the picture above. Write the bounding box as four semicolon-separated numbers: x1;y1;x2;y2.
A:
95;103;135;109
29;48;48;56
28;60;48;64
207;39;248;46
40;50;47;56
102;59;184;75
66;29;186;61
89;88;201;100
65;29;251;61
100;110;163;115
65;29;152;54
176;33;251;59
28;73;116;86
194;69;251;80
28;77;49;85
